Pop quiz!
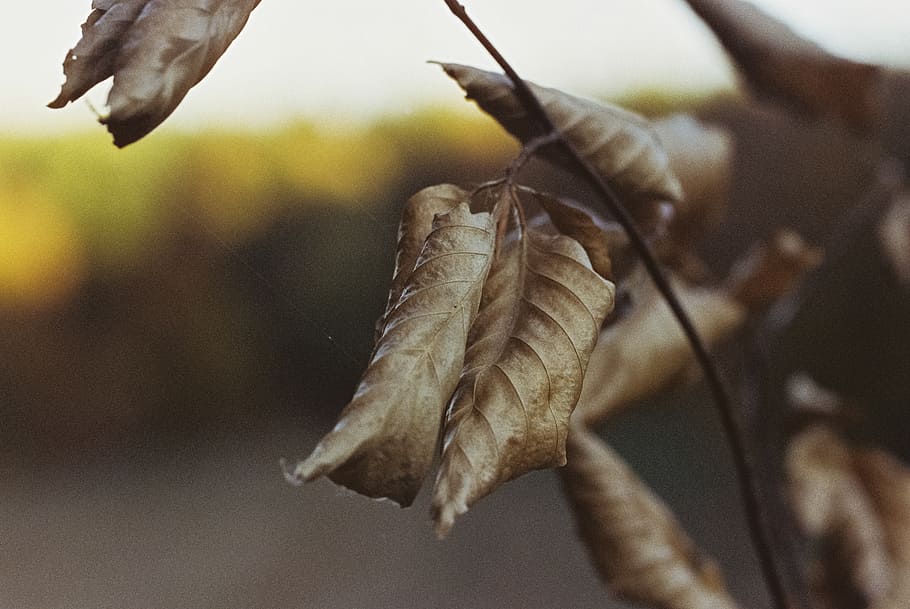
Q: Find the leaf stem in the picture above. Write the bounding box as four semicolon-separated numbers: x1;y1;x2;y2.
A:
443;2;789;608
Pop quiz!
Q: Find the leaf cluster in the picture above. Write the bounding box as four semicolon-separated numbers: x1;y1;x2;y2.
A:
47;1;910;608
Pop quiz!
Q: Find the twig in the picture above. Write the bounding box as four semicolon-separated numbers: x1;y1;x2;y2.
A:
443;2;790;608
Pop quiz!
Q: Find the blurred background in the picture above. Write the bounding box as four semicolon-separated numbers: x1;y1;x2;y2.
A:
1;2;908;608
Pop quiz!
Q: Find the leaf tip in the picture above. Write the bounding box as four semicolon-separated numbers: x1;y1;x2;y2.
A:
431;474;470;538
432;500;464;539
282;439;346;486
279;458;304;486
47;92;69;110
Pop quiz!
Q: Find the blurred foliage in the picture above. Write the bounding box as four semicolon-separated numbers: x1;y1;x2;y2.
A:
0;109;516;309
0;107;520;459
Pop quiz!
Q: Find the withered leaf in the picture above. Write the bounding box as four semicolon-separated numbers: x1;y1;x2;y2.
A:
286;197;495;507
726;229;823;310
50;0;261;146
652;115;733;250
561;425;741;609
855;449;910;609
577;227;820;427
683;0;882;131
574;273;745;427
879;191;910;288
374;184;472;343
432;202;615;536
439;63;683;224
528;189;617;280
787;426;893;604
48;0;152;110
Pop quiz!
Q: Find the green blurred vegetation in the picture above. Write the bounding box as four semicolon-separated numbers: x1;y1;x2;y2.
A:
0;109;519;310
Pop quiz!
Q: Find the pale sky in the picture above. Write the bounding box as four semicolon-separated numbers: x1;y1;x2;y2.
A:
4;0;909;135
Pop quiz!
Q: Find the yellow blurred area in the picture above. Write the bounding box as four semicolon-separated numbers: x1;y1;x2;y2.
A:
0;108;516;313
0;180;85;311
2;91;720;315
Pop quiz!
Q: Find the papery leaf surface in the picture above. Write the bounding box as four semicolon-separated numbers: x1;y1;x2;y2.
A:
439;62;683;226
49;0;152;110
51;0;261;146
433;202;614;535
529;189;617;280
374;184;471;342
288;195;495;507
561;426;741;609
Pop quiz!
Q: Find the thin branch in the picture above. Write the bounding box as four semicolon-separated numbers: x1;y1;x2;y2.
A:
443;2;790;608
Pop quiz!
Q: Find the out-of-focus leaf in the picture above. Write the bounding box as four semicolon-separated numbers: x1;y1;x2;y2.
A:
683;0;882;131
787;426;893;605
727;229;824;310
855;448;910;609
653;115;733;250
879;191;910;288
286;197;495;507
438;63;683;226
50;0;261;146
48;0;152;110
577;227;819;426
432;198;614;535
561;425;741;609
574;273;745;427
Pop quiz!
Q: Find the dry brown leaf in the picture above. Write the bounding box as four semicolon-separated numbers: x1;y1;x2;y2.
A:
577;227;819;427
787;426;893;605
48;0;152;110
727;229;824;310
561;425;741;609
855;450;910;609
653;115;733;249
374;184;471;343
432;201;615;536
683;0;882;131
878;191;910;287
438;63;683;226
286;196;496;507
50;0;261;146
574;273;745;427
528;189;617;279
786;372;845;418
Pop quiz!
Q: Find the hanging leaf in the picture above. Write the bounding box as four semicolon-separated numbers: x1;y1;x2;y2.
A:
560;425;741;609
855;448;910;609
374;184;472;342
878;191;910;288
432;196;614;535
48;0;152;110
652;115;733;249
438;63;683;226
50;0;262;146
726;229;823;310
576;227;820;426
528;189;618;280
787;426;894;605
285;193;496;507
682;0;882;131
574;273;745;427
